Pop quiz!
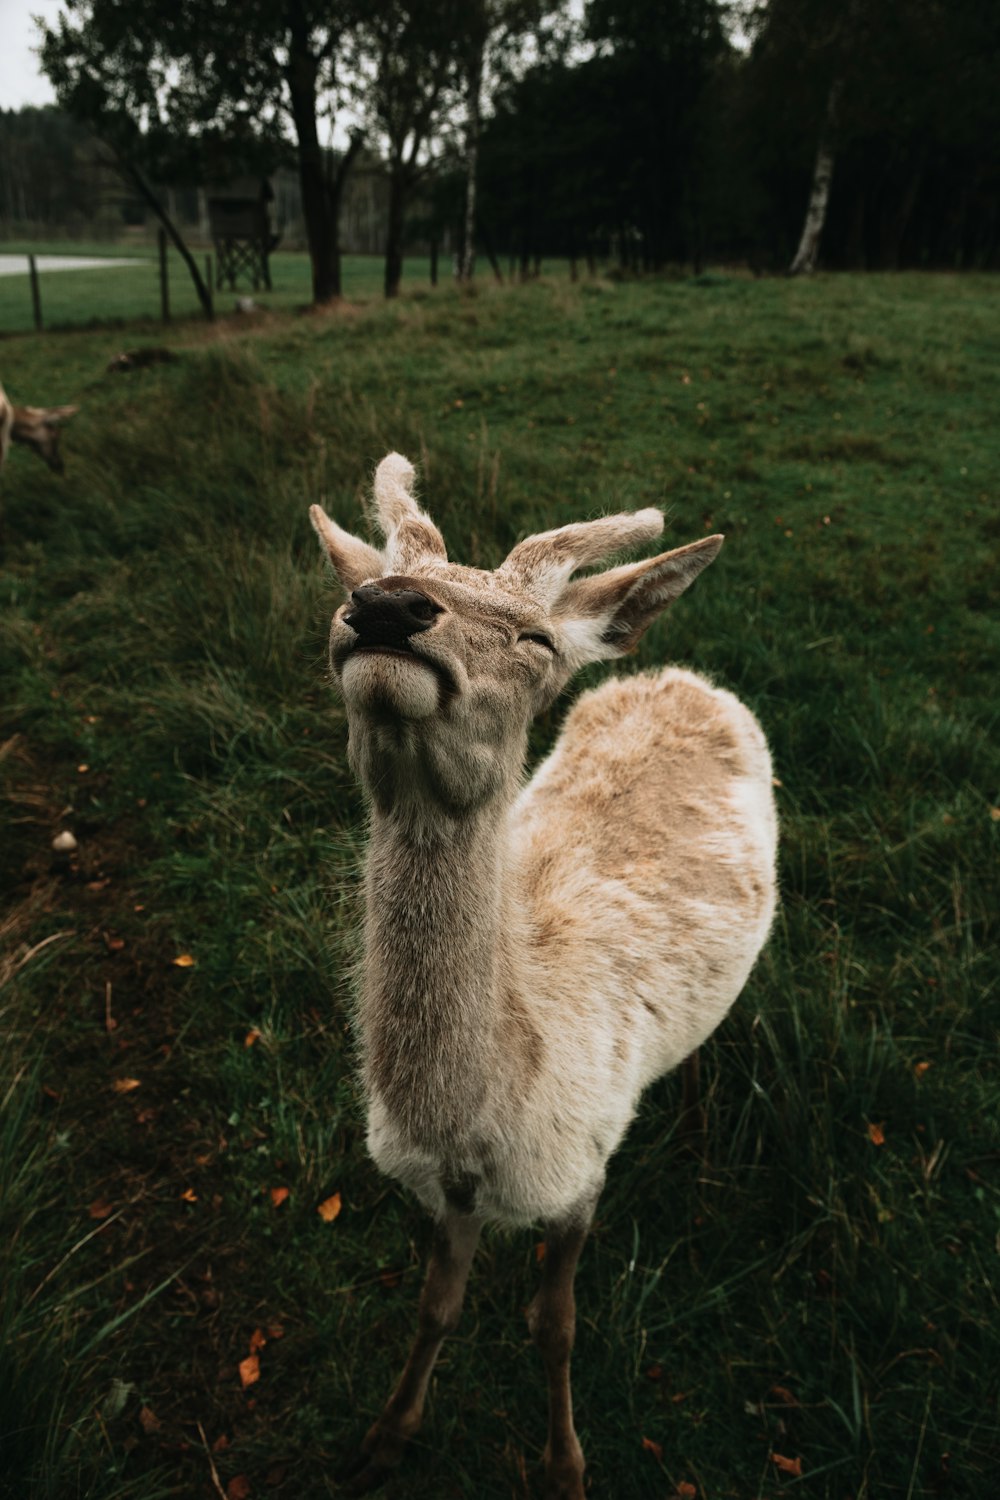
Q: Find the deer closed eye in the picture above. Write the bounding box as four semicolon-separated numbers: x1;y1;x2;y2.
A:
518;631;556;652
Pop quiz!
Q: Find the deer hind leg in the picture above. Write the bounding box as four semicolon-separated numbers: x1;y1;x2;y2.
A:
338;1208;482;1495
677;1046;707;1158
526;1195;599;1500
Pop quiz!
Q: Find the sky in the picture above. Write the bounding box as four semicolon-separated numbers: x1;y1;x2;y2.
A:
1;0;63;110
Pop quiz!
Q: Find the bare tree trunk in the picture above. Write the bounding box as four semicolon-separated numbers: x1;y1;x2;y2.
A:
286;31;361;304
384;165;406;298
459;39;484;282
789;78;843;277
114;156;213;320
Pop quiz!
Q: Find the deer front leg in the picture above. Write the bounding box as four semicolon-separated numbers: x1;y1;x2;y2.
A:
677;1047;707;1157
526;1201;597;1500
338;1208;482;1495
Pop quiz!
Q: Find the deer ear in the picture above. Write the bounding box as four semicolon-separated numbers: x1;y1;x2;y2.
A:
554;535;723;666
371;452;447;568
499;509;664;604
309;505;385;593
44;404;78;427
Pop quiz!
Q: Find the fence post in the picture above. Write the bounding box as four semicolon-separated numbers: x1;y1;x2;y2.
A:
28;254;42;331
158;228;170;322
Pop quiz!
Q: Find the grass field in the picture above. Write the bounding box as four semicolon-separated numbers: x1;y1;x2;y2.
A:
1;270;998;1500
0;245;440;332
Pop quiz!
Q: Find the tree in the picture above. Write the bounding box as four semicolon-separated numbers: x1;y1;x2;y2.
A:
453;1;556;282
361;1;463;297
39;0;369;306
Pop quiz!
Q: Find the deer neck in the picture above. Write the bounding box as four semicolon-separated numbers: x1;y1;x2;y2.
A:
360;795;524;1149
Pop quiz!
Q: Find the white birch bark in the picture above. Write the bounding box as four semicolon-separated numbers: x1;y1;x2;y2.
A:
789;76;843;276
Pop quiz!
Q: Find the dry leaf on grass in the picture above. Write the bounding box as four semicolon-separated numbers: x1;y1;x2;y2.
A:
226;1478;251;1500
238;1354;260;1389
248;1327;267;1354
641;1436;663;1462
88;1198;114;1219
867;1121;886;1146
771;1452;804;1476
172;953;196;968
770;1385;799;1406
244;1028;261;1048
113;1077;141;1094
181;1188;198;1203
675;1484;697;1499
138;1406;161;1434
317;1192;342;1223
270;1186;289;1208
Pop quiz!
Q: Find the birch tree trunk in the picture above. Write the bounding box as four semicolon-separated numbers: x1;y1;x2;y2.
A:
789;77;843;276
459;37;484;281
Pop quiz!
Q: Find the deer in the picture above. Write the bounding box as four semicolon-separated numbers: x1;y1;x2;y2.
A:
309;454;778;1499
0;382;78;474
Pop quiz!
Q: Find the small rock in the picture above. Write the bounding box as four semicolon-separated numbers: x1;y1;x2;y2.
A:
52;830;78;852
235;296;258;314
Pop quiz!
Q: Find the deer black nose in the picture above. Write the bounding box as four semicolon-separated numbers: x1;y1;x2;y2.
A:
344;584;440;649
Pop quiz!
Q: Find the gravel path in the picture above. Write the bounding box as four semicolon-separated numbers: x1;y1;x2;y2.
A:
0;253;148;276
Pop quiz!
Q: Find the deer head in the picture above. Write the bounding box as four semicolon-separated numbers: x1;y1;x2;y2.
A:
11;403;79;473
311;454;723;817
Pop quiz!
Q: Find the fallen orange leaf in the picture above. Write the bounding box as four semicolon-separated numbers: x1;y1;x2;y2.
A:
181;1188;198;1203
266;1322;285;1340
226;1478;251;1500
868;1121;886;1146
645;1362;663;1381
113;1077;141;1093
88;1198;113;1219
641;1436;663;1462
138;1405;161;1434
238;1353;260;1389
248;1327;267;1354
172;954;196;968
914;1061;931;1078
317;1192;342;1223
270;1186;290;1208
244;1028;261;1048
770;1385;799;1406
771;1452;803;1477
676;1485;697;1499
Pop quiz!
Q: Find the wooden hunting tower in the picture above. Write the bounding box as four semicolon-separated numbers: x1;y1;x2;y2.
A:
207;178;280;292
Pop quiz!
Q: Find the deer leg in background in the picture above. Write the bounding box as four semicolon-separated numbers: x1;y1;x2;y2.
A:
677;1047;707;1157
339;1209;482;1495
527;1199;598;1500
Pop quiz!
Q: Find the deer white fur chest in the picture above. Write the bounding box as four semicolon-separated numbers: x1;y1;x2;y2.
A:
310;454;777;1499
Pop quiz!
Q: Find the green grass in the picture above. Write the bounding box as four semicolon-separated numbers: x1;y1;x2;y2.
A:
1;270;998;1499
0;246;442;332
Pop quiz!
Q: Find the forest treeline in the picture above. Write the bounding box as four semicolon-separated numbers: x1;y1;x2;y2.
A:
6;0;997;300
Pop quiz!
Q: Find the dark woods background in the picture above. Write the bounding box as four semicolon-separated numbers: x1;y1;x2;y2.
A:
3;0;998;277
